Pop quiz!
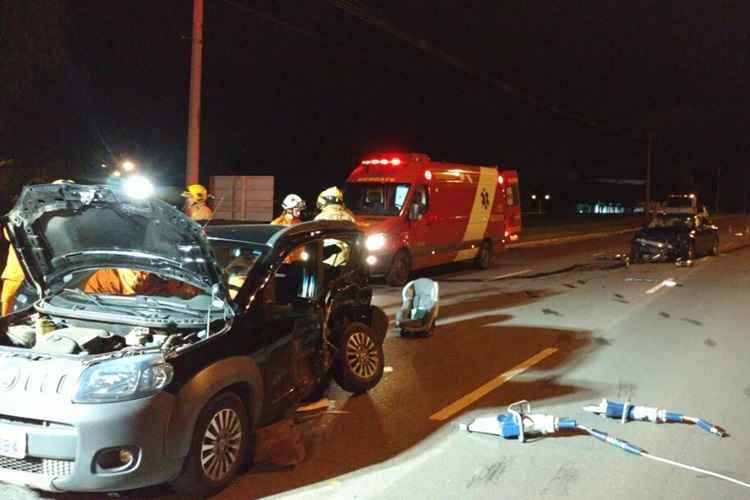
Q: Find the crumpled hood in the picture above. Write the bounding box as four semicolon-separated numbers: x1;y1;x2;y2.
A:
4;183;223;295
634;226;691;242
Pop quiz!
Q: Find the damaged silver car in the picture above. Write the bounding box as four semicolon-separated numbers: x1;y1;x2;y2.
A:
0;183;386;496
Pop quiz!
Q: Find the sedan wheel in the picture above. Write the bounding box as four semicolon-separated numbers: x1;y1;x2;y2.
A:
710;238;719;256
172;392;250;498
334;322;384;394
201;408;243;482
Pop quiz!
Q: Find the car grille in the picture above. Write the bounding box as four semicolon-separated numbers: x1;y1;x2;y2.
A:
0;455;74;476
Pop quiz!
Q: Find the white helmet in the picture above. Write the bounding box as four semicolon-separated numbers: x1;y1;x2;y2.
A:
282;194;305;212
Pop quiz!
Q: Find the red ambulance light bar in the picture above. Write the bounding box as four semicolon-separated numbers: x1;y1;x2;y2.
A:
361;157;402;166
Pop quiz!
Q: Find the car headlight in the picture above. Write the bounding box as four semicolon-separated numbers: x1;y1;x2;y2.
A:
365;233;387;251
73;354;174;404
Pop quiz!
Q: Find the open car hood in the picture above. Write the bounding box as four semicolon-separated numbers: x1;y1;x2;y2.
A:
4;183;224;296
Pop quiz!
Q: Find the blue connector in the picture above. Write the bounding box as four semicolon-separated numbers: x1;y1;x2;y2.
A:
583;399;726;437
585;427;644;455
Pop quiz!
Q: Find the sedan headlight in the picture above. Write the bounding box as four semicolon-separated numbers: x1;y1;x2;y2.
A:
365;233;387;251
74;354;174;404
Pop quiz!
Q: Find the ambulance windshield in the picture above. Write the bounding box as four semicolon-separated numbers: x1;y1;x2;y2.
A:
345;183;411;216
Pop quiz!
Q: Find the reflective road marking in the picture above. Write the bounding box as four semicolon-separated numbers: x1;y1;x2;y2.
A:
490;268;533;281
429;347;558;421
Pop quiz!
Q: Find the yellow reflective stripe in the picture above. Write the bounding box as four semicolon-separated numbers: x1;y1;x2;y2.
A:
454;167;498;261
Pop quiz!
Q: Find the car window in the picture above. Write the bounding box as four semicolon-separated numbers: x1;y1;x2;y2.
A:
209;241;269;300
268;242;319;304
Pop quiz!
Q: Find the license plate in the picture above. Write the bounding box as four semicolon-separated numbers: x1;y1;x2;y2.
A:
0;426;27;459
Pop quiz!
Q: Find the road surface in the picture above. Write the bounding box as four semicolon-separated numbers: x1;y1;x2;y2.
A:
6;216;750;500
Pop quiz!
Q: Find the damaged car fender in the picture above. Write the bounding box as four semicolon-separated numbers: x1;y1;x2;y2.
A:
164;355;264;460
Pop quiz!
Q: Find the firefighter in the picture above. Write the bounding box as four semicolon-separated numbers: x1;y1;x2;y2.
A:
183;184;214;222
1;228;24;316
314;186;356;222
271;194;306;226
1;179;74;315
84;268;199;299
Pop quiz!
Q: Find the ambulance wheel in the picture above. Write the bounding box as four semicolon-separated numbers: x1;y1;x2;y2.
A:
386;251;411;287
474;240;493;269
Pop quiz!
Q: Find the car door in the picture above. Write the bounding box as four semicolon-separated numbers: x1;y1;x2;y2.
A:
694;216;712;253
261;241;324;411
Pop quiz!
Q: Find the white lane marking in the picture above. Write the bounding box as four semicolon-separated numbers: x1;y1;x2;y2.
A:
490;268;533;281
645;278;677;294
429;347;558;421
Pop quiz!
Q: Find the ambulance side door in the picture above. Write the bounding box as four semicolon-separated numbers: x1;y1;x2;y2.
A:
407;184;436;268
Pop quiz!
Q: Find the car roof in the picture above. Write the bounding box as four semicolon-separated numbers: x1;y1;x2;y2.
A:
205;220;361;248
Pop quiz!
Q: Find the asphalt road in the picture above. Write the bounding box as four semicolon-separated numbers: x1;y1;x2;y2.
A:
5;216;750;500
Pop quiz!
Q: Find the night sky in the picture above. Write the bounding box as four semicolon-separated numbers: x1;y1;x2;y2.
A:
4;1;750;209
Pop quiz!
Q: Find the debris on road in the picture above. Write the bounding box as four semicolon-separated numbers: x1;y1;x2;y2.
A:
542;308;563;316
254;418;306;466
675;258;693;267
625;277;658;283
583;399;727;437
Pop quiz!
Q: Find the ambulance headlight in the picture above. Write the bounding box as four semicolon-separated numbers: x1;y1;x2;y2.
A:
365;233;387;251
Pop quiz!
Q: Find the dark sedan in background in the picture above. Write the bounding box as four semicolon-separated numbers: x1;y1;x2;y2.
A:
631;213;719;262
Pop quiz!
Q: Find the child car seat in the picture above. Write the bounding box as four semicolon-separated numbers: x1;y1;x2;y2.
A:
396;278;439;336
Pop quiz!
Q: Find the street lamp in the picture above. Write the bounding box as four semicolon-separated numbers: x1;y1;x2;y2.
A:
531;194;550;214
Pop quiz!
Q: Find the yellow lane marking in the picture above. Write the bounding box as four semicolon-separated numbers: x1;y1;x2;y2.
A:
429;347;558;421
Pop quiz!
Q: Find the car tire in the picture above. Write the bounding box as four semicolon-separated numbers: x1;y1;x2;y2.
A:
386;250;411;287
686;241;696;260
334;322;384;394
172;392;251;498
474;240;493;269
709;237;719;256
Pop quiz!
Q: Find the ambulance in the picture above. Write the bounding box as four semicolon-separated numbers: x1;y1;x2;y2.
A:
344;153;520;286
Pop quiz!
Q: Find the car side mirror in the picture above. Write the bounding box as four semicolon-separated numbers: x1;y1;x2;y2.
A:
409;203;423;220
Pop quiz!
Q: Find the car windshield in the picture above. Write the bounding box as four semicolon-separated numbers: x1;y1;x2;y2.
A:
664;197;693;208
649;214;694;228
345;183;411;216
209;240;270;299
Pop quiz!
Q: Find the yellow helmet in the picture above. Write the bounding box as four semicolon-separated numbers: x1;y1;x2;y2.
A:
317;186;344;209
183;184;208;202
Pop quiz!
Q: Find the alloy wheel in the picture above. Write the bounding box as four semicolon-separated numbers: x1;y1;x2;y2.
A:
201;408;243;482
345;331;380;379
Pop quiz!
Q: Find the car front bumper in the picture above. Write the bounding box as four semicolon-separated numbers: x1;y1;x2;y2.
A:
0;391;182;493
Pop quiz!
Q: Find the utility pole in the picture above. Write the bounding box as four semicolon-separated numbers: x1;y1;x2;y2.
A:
715;165;721;214
646;135;652;216
186;0;204;186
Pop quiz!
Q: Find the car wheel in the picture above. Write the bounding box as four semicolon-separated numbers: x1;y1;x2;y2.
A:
709;237;719;256
686;241;696;260
172;392;250;498
474;240;493;270
386;250;411;287
334;322;384;394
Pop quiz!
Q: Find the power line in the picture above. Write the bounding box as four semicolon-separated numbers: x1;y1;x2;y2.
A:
327;0;644;141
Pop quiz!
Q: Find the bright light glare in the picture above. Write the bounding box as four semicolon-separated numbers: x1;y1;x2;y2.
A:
498;175;504;185
379;159;389;165
424;170;433;181
122;160;136;172
365;233;386;251
112;170;122;177
545;194;550;200
531;194;537;200
123;175;154;199
300;251;310;261
391;158;401;166
366;255;378;266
